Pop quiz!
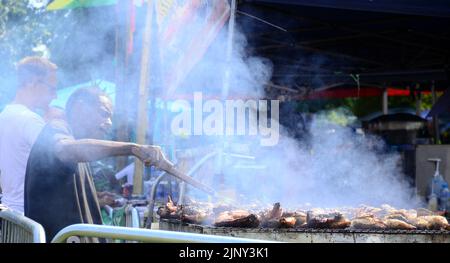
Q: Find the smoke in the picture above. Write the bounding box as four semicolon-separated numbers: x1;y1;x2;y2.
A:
174;5;423;210
0;1;423;210
178;24;273;98
212;108;423;209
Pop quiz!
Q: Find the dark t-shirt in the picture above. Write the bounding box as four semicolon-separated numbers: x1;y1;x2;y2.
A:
24;122;103;242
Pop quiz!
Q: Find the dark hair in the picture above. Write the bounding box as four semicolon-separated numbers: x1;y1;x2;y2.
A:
16;56;57;88
65;87;109;121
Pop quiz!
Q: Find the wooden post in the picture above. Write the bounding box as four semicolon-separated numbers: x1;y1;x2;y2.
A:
114;0;132;171
133;0;154;195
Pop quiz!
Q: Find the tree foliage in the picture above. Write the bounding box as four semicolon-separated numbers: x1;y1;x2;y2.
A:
0;1;73;107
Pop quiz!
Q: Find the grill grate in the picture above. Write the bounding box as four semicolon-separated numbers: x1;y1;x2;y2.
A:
159;219;450;243
161;219;450;235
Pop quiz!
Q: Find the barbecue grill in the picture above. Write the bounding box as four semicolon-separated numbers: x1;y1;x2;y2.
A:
159;219;450;243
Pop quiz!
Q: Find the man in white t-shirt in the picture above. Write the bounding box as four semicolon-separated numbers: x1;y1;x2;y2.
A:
0;56;58;213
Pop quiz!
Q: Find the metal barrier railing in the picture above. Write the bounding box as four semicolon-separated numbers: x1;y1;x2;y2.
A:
0;209;46;243
51;223;273;243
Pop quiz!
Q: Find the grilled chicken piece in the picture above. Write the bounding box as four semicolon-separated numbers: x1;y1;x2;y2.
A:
397;209;418;220
384;214;410;222
306;212;351;229
166;196;178;213
330;219;351;229
275;211;306;227
157;206;182;220
351;216;387;230
268;203;283;219
294;212;307;227
359;206;385;218
230;210;251;219
182;212;209;224
279;217;296;228
215;210;249;222
409;217;429;230
383;219;416;230
260;203;285;228
416;215;449;230
214;210;260;228
281;211;307;226
157;196;182;219
180;206;211;224
158;196;213;224
416;208;434;217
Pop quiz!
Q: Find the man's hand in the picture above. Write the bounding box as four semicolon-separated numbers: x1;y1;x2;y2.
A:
131;145;173;170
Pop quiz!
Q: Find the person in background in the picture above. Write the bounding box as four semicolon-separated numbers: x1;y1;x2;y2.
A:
0;56;58;213
24;87;170;241
114;161;135;198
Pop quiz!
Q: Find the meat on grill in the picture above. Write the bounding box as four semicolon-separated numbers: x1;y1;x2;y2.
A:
283;211;307;227
157;196;211;224
268;202;283;219
279;217;296;228
306;211;351;229
350;216;387;230
414;215;449;230
181;206;211;224
260;203;283;228
157;196;182;219
383;219;416;230
260;203;308;228
157;196;450;231
214;210;260;227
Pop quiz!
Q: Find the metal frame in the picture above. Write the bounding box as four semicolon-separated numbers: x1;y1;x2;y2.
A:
0;209;46;243
125;204;140;228
159;220;450;243
51;223;272;243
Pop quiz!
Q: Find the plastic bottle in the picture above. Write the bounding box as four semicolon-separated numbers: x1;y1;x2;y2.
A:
439;184;449;212
428;193;439;211
427;158;445;211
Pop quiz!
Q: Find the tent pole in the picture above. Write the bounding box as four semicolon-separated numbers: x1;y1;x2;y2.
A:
133;0;154;195
114;0;132;171
216;0;237;192
222;0;237;98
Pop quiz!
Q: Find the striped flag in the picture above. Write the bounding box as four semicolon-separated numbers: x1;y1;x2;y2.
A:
46;0;117;10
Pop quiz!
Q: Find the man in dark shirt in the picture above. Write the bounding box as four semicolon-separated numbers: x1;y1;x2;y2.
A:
24;88;167;242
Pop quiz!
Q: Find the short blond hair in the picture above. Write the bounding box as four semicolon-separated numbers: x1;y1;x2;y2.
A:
16;56;57;88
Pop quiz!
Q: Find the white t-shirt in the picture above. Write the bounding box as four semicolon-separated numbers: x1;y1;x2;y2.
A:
0;104;45;213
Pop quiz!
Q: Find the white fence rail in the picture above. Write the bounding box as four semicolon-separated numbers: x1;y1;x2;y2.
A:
51;224;272;243
0;209;46;243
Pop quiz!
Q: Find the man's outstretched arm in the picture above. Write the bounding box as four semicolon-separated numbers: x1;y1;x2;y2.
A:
55;139;167;168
